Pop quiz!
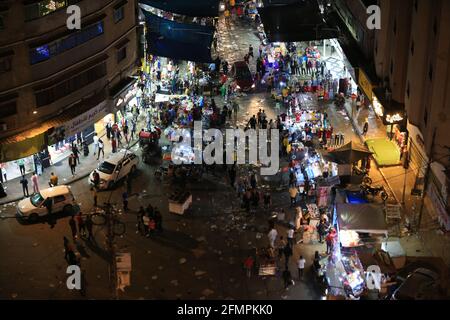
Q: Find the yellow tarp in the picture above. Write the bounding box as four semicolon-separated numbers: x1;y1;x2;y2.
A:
0;132;46;163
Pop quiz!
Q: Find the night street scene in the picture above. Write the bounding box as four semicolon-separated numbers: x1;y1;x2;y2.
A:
1;0;450;304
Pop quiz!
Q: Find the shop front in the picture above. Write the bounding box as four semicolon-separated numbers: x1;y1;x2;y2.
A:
110;77;139;128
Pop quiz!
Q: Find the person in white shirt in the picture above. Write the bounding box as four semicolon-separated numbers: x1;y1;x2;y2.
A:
268;227;278;248
287;227;295;247
298;256;306;280
93;133;99;156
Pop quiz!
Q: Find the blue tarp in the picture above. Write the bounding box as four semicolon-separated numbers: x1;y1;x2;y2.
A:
139;0;220;17
143;10;215;62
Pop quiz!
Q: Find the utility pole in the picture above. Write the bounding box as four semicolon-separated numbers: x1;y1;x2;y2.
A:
105;202;118;299
416;129;436;233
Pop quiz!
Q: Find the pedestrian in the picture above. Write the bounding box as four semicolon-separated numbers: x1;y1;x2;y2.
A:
63;236;71;261
244;255;254;278
131;120;137;140
363;117;369;136
85;214;94;241
287;227;295;247
31;172;39;194
228;165;236;188
91;187;98;207
17;159;26;176
122;191;129;211
282;268;294;289
76;212;86;238
68;154;77;176
69;215;78;240
289;185;298;207
283;243;293;269
137;206;145;235
93;133;99;156
277;236;286;260
248;44;254;58
20;175;29;197
106;121;112;140
250;173;257;189
72;144;81;164
154;207;163;232
268;226;278;248
49;172;58;187
298;255;306;280
97;138;105;160
263;191;272;210
326;229;335;254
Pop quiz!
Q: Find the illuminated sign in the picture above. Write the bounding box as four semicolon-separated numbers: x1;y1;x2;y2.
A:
386;113;404;123
358;69;372;101
372;96;384;117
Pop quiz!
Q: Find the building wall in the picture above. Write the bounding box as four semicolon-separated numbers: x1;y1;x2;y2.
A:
374;0;412;103
0;0;138;139
405;0;450;166
335;0;376;61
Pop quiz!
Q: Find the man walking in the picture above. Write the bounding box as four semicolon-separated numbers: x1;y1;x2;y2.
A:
287;227;295;247
298;255;306;280
72;144;81;165
68;154;77;176
289;185;298;207
91;187;98;207
17;159;26;176
85;214;94;241
93;133;99;156
76;212;86;238
69;215;78;240
97;139;105;160
20;175;29;197
49;172;58;187
31;172;39;194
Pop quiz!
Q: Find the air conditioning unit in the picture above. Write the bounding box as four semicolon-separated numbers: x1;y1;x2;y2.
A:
0;123;7;131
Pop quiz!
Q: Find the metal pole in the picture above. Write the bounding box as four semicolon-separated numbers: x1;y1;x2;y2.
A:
416;129;436;232
401;167;407;205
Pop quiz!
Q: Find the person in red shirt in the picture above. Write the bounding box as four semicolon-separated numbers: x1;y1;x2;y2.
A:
244;256;254;278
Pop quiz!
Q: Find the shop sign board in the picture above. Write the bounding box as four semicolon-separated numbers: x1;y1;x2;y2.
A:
64;101;107;138
358;68;373;101
0;132;46;163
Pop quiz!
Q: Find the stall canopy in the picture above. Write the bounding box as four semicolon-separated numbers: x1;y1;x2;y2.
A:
257;2;340;42
139;0;220;17
337;203;388;235
329;141;372;164
143;10;215;62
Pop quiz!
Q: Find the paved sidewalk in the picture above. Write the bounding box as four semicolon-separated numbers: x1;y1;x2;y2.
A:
0;121;145;206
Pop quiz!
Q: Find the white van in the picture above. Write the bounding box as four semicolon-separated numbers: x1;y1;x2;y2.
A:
17;185;76;222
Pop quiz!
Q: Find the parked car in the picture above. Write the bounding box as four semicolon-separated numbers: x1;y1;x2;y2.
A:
17;185;76;222
391;268;441;300
231;61;255;92
89;151;139;190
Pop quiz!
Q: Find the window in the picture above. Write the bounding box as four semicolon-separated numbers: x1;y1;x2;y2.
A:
0;13;4;30
0;56;12;74
411;41;415;56
114;6;125;23
429;64;433;81
53;195;66;204
25;0;67;21
433;18;438;36
0;101;17;118
406;82;410;98
30;21;104;64
424;110;428;126
35;62;107;107
117;46;127;63
390;60;394;75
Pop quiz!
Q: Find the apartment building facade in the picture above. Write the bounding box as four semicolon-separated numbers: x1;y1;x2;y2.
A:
0;0;138;173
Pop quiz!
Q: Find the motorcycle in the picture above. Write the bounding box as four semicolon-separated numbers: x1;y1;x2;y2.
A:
352;166;372;185
360;182;389;201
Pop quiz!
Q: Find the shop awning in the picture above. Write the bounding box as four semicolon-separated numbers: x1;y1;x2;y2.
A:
0;90;106;162
139;0;220;17
329;141;373;164
257;2;340;42
143;10;215;62
336;203;388;235
372;87;406;125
